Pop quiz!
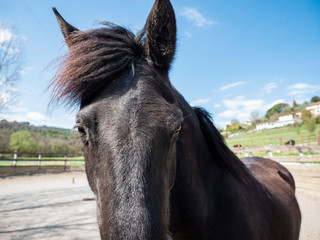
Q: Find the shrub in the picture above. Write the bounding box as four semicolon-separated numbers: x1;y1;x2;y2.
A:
9;130;38;153
304;118;316;133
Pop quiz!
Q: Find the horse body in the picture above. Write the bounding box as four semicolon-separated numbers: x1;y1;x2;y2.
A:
169;91;301;240
51;0;301;239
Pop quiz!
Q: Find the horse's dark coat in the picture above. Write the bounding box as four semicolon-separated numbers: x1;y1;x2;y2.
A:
51;1;301;239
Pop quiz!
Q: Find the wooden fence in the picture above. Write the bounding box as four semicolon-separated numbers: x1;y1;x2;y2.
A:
0;151;84;169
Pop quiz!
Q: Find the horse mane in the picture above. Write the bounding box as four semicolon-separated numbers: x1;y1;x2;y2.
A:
193;107;254;184
49;23;145;107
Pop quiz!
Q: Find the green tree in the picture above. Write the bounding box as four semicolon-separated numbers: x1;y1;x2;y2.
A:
265;103;289;119
250;111;259;124
301;110;312;120
292;100;298;108
311;96;320;103
231;119;240;124
226;123;242;133
305;118;316;133
301;109;316;133
9;130;38;153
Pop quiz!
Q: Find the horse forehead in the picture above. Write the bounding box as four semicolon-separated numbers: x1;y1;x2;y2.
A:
77;69;178;124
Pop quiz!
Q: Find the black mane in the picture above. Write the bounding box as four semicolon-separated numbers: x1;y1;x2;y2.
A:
193;107;254;184
50;23;145;107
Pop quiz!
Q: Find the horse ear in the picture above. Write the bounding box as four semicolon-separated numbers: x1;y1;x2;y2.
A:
145;0;176;71
52;7;78;47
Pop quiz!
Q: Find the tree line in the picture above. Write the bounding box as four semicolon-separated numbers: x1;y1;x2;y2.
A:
226;96;320;134
0;120;82;156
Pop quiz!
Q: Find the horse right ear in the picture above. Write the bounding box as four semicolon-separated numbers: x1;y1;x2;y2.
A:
52;7;78;47
144;0;176;71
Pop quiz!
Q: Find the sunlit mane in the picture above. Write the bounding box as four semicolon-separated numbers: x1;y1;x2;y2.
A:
49;23;145;107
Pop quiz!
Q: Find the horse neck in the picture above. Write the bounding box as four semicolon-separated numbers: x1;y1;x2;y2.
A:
169;93;227;233
170;91;264;237
174;92;250;189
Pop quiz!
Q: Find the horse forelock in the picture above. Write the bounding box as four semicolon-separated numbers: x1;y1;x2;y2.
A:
49;23;146;108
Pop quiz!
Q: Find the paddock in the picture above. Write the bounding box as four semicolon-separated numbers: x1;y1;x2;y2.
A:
0;163;319;240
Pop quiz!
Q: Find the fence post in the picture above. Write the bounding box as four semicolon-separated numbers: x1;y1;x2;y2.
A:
317;132;320;146
38;154;41;167
64;155;68;170
299;135;303;145
13;151;17;167
250;139;253;147
278;137;282;145
262;139;265;147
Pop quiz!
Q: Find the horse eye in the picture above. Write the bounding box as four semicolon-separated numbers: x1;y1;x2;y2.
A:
77;126;86;136
175;124;182;134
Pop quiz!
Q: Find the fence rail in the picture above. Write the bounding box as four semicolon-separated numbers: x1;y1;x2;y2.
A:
0;152;84;169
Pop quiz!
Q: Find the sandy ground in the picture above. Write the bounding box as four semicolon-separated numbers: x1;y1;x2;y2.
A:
0;172;99;240
0;164;319;240
285;163;320;240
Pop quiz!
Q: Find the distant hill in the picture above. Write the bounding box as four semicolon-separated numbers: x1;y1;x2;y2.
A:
0;120;82;156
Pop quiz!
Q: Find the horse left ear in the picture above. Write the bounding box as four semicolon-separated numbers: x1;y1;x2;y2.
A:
52;7;79;47
145;0;176;71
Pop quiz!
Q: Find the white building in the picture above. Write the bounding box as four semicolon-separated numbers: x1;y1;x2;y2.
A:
256;117;302;131
278;114;294;122
306;102;320;117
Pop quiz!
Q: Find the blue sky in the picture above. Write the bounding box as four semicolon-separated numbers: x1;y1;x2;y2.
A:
0;0;319;129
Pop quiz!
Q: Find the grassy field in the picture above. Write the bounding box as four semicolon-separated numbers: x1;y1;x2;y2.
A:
225;124;320;148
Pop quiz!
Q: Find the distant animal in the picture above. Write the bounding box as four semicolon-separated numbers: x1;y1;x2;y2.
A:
51;1;301;239
233;143;242;148
285;139;296;146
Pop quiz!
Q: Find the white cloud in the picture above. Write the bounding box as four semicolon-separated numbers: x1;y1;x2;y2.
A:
0;26;19;54
0;113;25;122
0;92;12;105
217;96;292;123
263;82;278;93
180;7;217;27
20;66;35;75
218;109;252;122
0;110;49;123
222;96;264;111
264;99;286;112
218;81;245;91
0;107;75;128
287;83;320;96
214;120;230;129
275;77;285;82
289;83;312;89
0;81;21;93
185;31;193;38
27;112;49;122
213;104;221;108
190;98;212;106
218;96;266;122
0;27;14;44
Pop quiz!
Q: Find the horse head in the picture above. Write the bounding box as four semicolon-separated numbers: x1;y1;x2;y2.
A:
52;1;182;239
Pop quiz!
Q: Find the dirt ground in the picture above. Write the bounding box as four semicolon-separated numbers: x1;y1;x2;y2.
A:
0;172;99;240
0;164;319;240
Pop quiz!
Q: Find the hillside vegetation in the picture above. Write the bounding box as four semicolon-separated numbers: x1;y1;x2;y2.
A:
0;120;82;156
226;123;320;148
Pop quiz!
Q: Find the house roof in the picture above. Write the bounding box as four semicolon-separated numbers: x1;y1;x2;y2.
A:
307;101;320;107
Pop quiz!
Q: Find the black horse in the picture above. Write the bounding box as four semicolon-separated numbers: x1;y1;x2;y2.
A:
285;139;296;146
51;1;301;239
